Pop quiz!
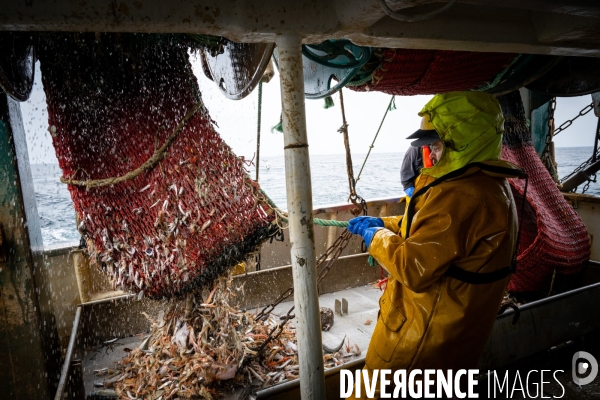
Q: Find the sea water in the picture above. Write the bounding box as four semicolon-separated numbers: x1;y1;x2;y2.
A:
30;148;600;248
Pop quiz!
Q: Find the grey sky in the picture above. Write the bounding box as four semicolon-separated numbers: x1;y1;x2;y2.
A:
20;57;599;166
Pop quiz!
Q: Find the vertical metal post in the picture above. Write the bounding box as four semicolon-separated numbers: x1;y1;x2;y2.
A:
592;117;599;163
256;80;263;182
276;36;326;399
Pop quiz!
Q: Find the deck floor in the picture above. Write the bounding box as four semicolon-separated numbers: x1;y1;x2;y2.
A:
270;282;382;358
80;283;382;397
81;281;600;399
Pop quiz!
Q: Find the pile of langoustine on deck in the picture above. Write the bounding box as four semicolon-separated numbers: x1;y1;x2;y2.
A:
96;275;361;399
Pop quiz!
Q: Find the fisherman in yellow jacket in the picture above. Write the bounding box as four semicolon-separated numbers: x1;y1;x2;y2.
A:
347;91;524;396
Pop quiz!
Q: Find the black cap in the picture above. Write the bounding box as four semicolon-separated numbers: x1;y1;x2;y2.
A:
406;129;440;147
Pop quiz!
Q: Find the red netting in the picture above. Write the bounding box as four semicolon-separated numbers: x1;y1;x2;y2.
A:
38;34;278;298
349;49;517;95
497;91;590;293
503;144;591;292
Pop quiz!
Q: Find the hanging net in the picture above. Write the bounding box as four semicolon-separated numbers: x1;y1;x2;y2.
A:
498;91;590;293
348;48;517;95
38;33;279;298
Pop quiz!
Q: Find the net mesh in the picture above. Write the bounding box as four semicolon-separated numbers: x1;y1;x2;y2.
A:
38;33;278;298
498;91;590;292
348;48;517;95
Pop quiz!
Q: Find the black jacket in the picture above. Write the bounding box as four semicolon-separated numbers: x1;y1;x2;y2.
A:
400;146;423;190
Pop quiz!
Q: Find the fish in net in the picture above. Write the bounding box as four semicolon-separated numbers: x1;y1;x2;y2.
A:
498;90;590;293
38;33;280;298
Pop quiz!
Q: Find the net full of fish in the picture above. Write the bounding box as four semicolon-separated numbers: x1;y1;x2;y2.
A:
37;33;359;398
37;33;280;298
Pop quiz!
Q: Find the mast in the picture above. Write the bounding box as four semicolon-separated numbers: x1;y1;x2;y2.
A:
277;35;327;399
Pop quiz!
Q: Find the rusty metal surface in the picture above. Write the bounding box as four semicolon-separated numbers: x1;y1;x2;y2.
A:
2;1;600;56
0;94;58;399
202;39;274;100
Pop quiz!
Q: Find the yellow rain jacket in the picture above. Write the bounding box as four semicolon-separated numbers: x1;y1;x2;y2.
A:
366;92;523;372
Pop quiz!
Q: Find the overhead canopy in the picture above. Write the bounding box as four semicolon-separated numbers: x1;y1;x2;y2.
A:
1;0;600;57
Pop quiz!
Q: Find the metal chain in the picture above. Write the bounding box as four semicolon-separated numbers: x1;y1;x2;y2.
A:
252;304;296;356
543;98;555;158
316;229;353;285
338;89;368;216
255;287;294;322
560;152;600;189
582;174;597;194
255;252;261;272
540;98;561;184
559;120;600;190
553;102;594;136
253;231;353;320
251;92;369;356
252;230;353;355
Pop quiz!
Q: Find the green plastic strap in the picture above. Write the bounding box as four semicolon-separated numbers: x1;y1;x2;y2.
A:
271;113;283;133
368;255;377;266
323;96;335;109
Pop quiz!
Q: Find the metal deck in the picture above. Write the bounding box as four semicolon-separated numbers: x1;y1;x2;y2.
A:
79;283;382;398
271;283;382;359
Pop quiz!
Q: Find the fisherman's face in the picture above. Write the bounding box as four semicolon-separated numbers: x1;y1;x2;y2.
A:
429;140;444;165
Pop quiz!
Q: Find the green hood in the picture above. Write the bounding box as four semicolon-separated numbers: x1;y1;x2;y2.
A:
419;91;505;178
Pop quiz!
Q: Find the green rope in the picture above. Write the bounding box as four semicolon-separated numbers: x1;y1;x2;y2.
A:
314;218;349;227
259;190;350;227
346;71;376;87
476;54;522;92
356;95;396;183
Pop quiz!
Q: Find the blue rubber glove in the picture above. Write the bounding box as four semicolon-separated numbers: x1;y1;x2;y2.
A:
405;186;415;198
363;227;382;250
347;216;384;236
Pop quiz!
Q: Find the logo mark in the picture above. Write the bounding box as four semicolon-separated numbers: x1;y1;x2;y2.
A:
572;351;598;386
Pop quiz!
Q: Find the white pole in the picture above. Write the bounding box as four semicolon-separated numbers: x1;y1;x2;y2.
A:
276;35;326;399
